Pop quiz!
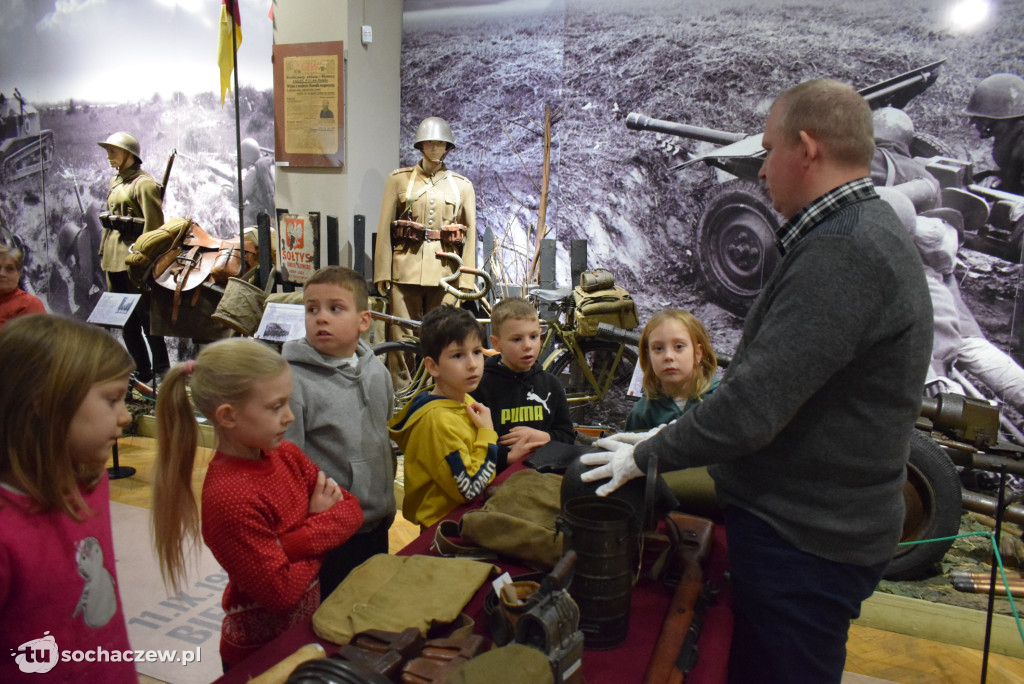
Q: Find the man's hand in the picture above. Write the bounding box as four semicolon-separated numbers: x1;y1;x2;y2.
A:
600;424;666;446
375;281;390;297
309;471;344;514
579;437;644;496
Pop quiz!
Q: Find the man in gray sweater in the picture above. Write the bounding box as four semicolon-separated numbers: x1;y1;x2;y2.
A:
583;79;932;683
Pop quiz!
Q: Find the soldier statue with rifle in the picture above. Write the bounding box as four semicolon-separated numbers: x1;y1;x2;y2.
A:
97;131;169;386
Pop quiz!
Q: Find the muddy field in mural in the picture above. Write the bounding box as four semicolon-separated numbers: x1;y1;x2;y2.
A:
0;87;273;321
402;0;1024;366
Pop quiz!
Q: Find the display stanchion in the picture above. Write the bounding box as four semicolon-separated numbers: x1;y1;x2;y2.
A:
87;291;143;481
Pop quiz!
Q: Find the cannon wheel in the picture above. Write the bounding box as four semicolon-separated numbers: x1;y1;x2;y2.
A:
909;132;957;160
696;179;781;315
884;430;963;581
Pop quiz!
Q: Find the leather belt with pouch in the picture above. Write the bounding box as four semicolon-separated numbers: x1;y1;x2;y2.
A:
391;219;467;246
99;212;146;242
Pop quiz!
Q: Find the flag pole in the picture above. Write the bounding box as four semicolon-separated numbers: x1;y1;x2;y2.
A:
229;0;245;257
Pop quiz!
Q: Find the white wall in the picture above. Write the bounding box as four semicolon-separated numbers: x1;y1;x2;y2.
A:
273;0;402;270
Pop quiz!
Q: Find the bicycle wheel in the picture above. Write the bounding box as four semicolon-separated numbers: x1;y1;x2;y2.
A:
372;340;432;411
543;339;639;430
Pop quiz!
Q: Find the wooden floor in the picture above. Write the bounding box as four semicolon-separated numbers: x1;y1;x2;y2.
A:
109;435;1024;684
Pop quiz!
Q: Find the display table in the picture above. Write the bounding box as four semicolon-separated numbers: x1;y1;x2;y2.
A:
213;466;733;683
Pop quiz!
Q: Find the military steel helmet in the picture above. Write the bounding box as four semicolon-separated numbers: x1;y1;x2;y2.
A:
97;132;142;163
872;107;915;148
241;138;261;166
413;116;456;151
965;73;1024;120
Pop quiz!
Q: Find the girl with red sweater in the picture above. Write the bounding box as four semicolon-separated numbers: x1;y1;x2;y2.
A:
153;338;363;670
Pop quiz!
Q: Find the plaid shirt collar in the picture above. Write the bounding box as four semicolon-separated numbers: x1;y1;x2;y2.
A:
774;177;877;256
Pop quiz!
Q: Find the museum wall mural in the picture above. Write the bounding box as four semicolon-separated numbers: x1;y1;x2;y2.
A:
2;0;1024;419
0;0;274;321
398;0;1024;420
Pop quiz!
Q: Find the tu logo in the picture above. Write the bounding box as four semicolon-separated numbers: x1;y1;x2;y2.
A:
11;632;58;674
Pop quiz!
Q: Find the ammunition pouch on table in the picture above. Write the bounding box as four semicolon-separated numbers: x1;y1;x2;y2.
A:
391;219;467;247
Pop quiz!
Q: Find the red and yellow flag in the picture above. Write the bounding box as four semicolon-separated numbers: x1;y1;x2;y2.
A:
218;0;242;106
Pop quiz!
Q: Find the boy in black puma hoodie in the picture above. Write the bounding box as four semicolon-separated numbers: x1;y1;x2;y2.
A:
473;297;574;471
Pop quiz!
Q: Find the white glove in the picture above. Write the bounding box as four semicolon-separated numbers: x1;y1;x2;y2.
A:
579;438;644;497
599;423;666;446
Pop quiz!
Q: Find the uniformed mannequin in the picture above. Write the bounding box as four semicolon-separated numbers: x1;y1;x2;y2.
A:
373;117;477;382
97;132;169;385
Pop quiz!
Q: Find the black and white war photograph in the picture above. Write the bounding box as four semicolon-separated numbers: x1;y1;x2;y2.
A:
401;0;1024;419
0;0;275;323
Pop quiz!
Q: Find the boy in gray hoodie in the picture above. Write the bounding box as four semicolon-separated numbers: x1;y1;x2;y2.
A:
282;266;395;599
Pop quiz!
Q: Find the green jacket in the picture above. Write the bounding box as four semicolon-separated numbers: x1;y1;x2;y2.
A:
625;376;720;431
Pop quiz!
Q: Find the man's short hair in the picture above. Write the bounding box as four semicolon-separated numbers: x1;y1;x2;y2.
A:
303;266;370;312
490;297;538;337
420;305;484;362
774;78;874;169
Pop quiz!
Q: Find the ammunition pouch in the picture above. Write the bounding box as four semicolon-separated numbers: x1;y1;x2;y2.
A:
401;635;487;684
335;627;424;680
391;219;468;247
99;212;146;242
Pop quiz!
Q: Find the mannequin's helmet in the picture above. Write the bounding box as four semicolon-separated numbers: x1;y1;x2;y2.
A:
413;117;456;151
241;138;261;166
872;107;915;148
97;132;142;164
964;73;1024;120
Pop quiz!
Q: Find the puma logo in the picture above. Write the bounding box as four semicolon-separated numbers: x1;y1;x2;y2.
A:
526;390;551;413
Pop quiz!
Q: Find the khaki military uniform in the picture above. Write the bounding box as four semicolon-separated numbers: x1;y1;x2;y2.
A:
373;160;477;289
98;164;168;380
98;166;165;273
374;161;477;381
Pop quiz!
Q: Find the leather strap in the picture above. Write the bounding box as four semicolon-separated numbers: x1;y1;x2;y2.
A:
430;520;497;561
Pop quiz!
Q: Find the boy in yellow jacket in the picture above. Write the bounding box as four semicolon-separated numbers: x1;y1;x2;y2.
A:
388;305;497;528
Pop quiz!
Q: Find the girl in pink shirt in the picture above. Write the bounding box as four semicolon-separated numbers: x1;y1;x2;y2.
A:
0;314;136;682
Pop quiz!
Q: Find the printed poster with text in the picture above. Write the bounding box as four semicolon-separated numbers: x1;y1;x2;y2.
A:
278;213;317;285
273;41;344;168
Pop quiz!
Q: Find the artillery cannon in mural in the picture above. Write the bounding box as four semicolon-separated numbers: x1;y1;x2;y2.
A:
627;60;1023;312
0;89;55;182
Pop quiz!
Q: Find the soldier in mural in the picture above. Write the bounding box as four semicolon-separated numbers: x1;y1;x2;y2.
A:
869;107;940;211
97;132;169;385
240;137;275;228
965;73;1024;194
373;116;477;382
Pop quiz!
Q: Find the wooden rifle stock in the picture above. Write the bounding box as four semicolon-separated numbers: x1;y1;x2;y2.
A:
643;513;715;684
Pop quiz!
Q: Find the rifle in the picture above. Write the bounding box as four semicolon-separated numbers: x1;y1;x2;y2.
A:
160;148;177;200
643;513;715;684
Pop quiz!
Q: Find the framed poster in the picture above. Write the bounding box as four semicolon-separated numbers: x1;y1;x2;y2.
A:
272;41;344;168
278;212;320;285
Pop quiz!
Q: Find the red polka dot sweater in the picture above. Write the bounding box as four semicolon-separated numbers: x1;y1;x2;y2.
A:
200;441;363;667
